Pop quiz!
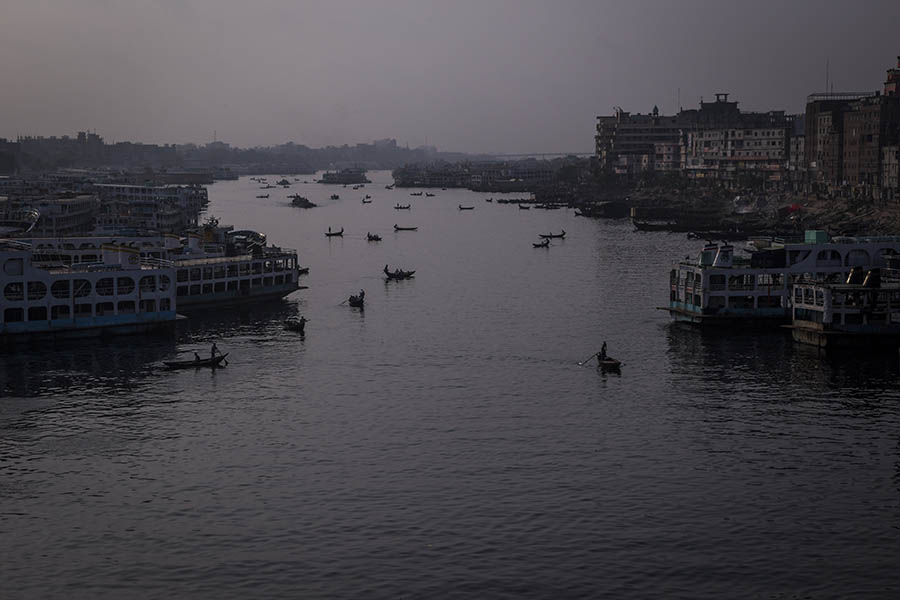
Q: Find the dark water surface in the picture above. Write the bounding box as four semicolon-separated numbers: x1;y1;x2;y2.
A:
3;172;900;599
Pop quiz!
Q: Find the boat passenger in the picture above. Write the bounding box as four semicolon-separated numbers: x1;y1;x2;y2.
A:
194;352;201;363
211;342;218;360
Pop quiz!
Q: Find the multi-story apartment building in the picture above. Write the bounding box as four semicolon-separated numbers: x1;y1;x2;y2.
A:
595;105;696;175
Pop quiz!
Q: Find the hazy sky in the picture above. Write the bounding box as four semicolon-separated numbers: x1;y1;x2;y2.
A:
1;0;898;153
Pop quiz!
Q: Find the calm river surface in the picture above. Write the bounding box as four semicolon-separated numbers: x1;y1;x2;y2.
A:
3;171;900;598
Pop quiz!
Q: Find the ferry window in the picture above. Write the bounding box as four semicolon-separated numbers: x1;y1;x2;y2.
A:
252;263;262;275
51;280;70;299
214;267;226;279
804;288;814;304
74;303;92;317
239;280;250;290
4;308;24;322
118;301;135;314
214;282;226;293
709;275;726;290
815;250;841;265
177;286;189;297
202;284;213;294
815;291;825;306
25;281;46;301
795;288;803;303
96;302;115;315
27;307;47;321
693;294;702;306
728;275;754;290
4;283;24;301
189;284;201;295
845;249;871;266
251;278;262;288
264;260;273;272
73;279;91;298
727;296;754;309
227;281;238;291
51;305;70;319
788;250;810;265
82;254;98;263
160;299;171;311
274;275;284;285
263;277;273;286
202;267;213;280
139;276;156;293
708;296;726;308
177;269;189;282
670;269;677;283
190;268;201;281
275;260;284;271
3;258;23;276
96;278;115;296
240;264;250;276
117;277;135;295
227;265;238;277
140;300;156;313
758;296;782;308
670;290;676;301
159;275;171;291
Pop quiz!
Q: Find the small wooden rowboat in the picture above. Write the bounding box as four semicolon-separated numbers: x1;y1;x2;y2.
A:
325;228;344;237
539;230;566;239
394;225;417;231
164;353;228;369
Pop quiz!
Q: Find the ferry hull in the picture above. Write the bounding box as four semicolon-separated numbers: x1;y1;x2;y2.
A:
0;317;176;345
666;305;788;328
789;325;900;350
176;283;304;311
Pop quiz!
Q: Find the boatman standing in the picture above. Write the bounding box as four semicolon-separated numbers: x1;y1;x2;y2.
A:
211;342;218;360
598;341;607;362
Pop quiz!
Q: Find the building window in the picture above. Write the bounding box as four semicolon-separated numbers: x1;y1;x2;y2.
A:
4;308;24;322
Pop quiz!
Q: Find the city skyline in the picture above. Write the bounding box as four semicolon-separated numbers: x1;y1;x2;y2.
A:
2;0;899;154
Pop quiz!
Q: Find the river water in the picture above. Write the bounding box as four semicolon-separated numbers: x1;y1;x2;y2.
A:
3;171;900;598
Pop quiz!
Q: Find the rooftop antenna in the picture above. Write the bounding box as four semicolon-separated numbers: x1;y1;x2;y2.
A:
825;58;829;93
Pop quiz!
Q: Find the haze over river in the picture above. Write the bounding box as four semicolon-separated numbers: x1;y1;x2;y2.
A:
3;172;900;598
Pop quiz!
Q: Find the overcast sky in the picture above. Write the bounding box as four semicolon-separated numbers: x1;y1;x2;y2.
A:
1;0;898;154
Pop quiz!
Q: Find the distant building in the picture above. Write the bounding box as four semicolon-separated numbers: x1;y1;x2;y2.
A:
841;93;900;198
883;145;899;202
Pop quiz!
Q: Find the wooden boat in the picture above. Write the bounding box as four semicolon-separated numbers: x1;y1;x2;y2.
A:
256;194;269;199
458;205;474;211
394;204;411;210
348;293;364;308
539;230;566;239
330;194;340;200
485;198;493;202
298;266;310;275
574;210;585;217
410;192;423;196
325;227;344;237
291;195;316;208
366;233;382;241
597;357;621;372
425;193;435;197
394;225;418;231
361;198;372;204
533;238;550;248
384;265;415;280
518;204;531;210
284;317;307;332
164;353;228;369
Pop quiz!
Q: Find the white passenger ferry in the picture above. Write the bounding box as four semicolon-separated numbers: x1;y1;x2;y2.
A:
667;232;900;326
22;223;303;311
788;270;900;349
1;239;176;342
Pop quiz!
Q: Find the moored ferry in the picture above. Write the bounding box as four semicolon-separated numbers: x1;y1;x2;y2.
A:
1;239;176;343
666;231;900;327
788;270;900;349
20;224;303;312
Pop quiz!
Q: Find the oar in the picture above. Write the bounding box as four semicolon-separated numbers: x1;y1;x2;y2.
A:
577;351;599;366
339;298;348;305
